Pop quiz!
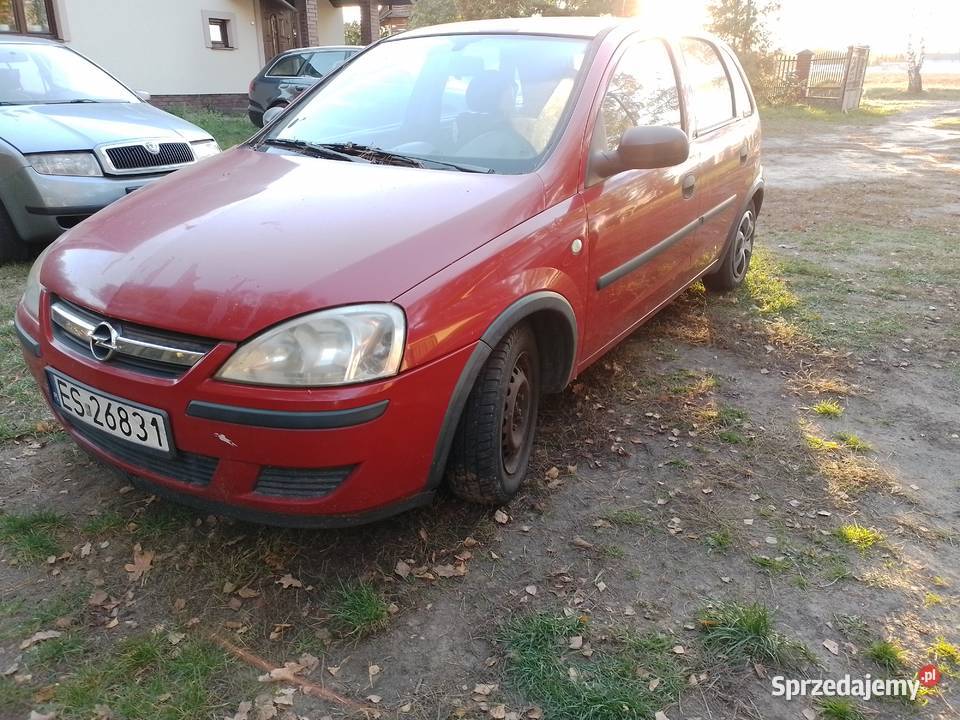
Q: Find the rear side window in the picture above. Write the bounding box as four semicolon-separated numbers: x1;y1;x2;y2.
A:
268;53;307;77
593;39;682;154
680;38;734;131
721;48;753;117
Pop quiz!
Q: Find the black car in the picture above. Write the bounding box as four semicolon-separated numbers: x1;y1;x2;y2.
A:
247;45;361;126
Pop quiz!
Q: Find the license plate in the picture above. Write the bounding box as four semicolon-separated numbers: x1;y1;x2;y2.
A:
47;370;173;454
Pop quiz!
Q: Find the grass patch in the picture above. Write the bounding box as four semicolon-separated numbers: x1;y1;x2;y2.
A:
0;262;54;441
836;524;883;552
818;697;865;720
0;511;68;561
751;555;791;574
704;530;732;553
0;676;31;716
602;508;649;528
834;432;871;452
698;601;811;669
81;511;128;536
923;592;944;607
502;613;686;720
54;633;234;720
598;544;626;560
805;434;841;451
934;116;960;130
327;581;389;638
28;631;88;668
743;247;799;315
812;399;844;418
867;640;906;673
718;429;745;444
166;108;255;148
818;454;894;498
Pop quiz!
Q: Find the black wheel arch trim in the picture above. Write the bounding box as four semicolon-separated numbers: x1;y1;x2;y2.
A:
425;290;578;491
186;399;388;430
14;315;41;357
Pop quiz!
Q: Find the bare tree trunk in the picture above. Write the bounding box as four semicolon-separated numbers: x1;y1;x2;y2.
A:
907;67;923;94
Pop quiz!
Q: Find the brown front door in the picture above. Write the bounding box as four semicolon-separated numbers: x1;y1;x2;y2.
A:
262;1;298;60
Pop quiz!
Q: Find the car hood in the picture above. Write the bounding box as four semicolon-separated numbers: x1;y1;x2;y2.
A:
0;102;211;154
42;147;545;341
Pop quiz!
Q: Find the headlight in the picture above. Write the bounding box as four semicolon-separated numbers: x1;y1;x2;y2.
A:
27;152;103;177
21;244;55;321
217;304;406;387
191;139;221;160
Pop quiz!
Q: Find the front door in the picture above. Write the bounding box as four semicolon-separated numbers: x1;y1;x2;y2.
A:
582;38;703;361
263;2;297;60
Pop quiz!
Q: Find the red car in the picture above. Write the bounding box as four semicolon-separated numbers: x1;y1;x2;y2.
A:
17;18;762;527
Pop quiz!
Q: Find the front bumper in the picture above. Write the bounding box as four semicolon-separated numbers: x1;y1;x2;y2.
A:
1;166;162;243
16;298;474;527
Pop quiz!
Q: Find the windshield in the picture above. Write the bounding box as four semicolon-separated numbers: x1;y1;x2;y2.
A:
0;44;138;105
267;34;589;174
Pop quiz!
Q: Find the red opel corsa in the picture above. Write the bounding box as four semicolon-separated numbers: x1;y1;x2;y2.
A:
17;18;763;526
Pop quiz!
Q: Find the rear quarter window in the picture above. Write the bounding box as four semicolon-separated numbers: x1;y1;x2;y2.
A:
268;53;307;77
721;48;753;117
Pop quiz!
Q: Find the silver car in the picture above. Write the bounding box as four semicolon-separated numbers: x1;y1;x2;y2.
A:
0;36;220;262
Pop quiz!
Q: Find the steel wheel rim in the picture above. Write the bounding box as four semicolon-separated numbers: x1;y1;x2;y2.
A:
733;209;755;280
502;352;533;475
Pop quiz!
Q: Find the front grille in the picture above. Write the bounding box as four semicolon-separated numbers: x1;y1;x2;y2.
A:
105;142;194;172
66;417;217;487
255;466;354;499
50;297;217;379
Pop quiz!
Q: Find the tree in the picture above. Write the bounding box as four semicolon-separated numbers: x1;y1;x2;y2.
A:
410;0;635;29
707;0;780;97
906;36;924;94
343;19;391;45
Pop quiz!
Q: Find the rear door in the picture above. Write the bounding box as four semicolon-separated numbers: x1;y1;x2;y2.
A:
581;37;702;360
678;38;750;271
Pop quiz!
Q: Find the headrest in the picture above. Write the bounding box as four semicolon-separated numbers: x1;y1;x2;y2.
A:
466;70;517;114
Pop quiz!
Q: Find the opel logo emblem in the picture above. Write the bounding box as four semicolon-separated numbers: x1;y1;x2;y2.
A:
89;322;119;362
144;141;161;154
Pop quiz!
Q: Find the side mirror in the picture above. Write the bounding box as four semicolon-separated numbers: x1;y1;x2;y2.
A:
592;126;689;179
262;105;286;125
136;90;152;102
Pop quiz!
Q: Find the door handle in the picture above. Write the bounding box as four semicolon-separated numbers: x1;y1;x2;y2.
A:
739;144;749;164
682;174;696;198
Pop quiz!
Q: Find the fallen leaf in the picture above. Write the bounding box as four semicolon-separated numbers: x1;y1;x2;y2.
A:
395;560;411;578
173;598;186;611
473;683;498;696
655;712;670;720
20;630;62;650
524;585;537;596
571;536;594;549
276;574;303;589
367;695;382;704
671;645;685;655
167;631;185;645
223;581;237;594
568;635;583;649
823;639;839;655
258;661;305;684
124;544;154;582
489;705;506;719
29;712;57;720
80;542;92;558
494;509;510;524
89;590;109;607
237;587;260;599
648;677;660;691
299;653;320;673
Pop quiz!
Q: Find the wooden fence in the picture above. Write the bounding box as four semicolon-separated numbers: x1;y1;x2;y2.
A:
773;46;871;111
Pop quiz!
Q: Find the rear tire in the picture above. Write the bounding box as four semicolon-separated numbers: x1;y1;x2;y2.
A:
0;199;30;264
704;201;757;292
446;324;541;505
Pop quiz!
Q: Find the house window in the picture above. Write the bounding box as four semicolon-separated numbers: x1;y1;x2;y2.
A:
202;11;236;50
0;0;58;36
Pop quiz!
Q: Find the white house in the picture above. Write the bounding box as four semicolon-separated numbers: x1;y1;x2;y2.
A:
3;0;349;110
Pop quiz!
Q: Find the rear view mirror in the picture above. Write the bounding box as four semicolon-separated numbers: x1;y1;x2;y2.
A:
592;126;689;179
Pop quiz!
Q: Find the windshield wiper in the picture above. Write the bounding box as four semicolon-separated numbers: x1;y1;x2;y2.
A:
319;143;494;173
56;99;100;104
261;138;367;163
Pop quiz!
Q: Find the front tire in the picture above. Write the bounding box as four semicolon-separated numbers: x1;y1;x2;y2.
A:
704;201;757;292
446;324;541;505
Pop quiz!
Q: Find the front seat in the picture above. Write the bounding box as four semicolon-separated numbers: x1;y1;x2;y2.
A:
456;70;535;159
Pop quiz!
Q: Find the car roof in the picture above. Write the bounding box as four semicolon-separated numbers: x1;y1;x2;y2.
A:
398;16;631;40
282;45;362;54
0;34;62;45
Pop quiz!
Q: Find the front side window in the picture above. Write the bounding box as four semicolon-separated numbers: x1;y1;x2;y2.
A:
0;44;138;105
301;51;347;78
267;34;589;174
680;38;734;131
592;38;682;155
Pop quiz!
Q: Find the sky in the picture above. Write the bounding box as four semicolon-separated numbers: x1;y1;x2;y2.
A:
348;1;960;54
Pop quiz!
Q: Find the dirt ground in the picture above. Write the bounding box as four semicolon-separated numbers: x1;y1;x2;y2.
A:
1;99;958;720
